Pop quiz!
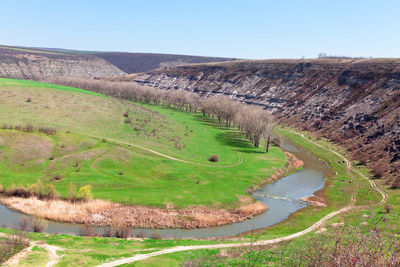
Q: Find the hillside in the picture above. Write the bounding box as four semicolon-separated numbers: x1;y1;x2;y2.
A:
119;58;400;187
0;78;289;228
0;45;233;80
0;46;124;79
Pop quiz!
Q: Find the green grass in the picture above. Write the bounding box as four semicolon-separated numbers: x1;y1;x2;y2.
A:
0;122;397;266
0;78;287;207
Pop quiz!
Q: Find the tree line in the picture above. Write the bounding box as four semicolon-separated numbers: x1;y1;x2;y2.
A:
48;77;279;152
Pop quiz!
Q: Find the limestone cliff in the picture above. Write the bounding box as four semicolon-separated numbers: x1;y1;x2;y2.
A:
0;47;124;79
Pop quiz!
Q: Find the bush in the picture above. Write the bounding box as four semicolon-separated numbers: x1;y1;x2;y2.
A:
5;184;30;198
32;218;48;233
23;124;34;133
28;183;38;196
38;127;56;135
80;225;100;237
26;98;31;102
104;226;113;237
136;230;146;238
67;183;77;201
373;165;385;178
0;232;29;263
76;185;93;201
149;232;162;240
50;174;63;181
114;226;132;239
43;183;59;199
208;154;219;162
18;216;30;231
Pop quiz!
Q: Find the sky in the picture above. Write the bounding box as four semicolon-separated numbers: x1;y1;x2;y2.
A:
1;0;399;59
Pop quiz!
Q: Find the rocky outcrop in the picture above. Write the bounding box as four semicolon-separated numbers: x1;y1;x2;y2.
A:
122;58;400;187
0;47;124;79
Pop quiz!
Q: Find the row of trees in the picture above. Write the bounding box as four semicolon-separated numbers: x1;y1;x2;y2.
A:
48;77;278;152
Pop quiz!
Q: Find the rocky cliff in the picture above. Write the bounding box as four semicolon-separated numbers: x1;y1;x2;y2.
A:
0;45;233;78
122;58;400;187
0;47;125;79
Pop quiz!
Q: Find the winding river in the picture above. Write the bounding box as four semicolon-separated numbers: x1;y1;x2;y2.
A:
0;139;329;238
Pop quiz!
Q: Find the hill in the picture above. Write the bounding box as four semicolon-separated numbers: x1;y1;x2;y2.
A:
119;58;400;187
0;45;233;80
0;78;288;228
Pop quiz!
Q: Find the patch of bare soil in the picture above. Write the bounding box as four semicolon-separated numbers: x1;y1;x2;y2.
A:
0;196;267;229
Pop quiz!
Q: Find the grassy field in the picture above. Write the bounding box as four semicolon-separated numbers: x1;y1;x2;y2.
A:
0;125;397;266
0;78;287;207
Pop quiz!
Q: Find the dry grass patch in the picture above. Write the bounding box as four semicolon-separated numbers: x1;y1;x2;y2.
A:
0;196;268;229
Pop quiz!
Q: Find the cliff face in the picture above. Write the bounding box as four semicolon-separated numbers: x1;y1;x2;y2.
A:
0;45;233;76
0;47;124;79
125;58;400;187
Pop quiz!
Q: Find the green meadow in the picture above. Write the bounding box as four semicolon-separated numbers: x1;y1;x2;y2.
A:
0;78;287;207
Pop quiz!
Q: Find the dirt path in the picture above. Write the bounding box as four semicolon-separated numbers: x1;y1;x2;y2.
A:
97;133;388;267
298;133;388;204
0;233;63;267
81;133;243;168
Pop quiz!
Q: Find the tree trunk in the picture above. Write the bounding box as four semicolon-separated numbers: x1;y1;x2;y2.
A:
266;134;271;153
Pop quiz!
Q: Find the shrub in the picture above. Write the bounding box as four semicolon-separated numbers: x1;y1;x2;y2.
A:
43;183;59;199
0;183;3;193
124;118;132;124
28;184;38;196
67;183;77;202
80;225;100;237
23;124;34;133
136;230;146;238
123;111;129;117
104;226;113;237
26;98;31;102
77;185;93;201
18;216;30;231
149;232;162;240
0;232;29;263
208;154;219;162
119;171;124;175
32;218;48;233
114;226;132;239
38;127;56;135
373;165;385;178
5;184;30;198
50;174;63;181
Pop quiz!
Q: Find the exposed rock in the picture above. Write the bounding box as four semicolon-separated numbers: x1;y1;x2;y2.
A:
0;47;124;79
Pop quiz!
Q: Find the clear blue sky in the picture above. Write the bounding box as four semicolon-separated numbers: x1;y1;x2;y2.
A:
1;0;399;59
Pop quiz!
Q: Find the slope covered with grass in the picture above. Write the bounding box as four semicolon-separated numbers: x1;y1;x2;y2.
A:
0;78;287;208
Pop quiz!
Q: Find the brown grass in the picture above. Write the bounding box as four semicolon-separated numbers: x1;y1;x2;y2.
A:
0;196;267;229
